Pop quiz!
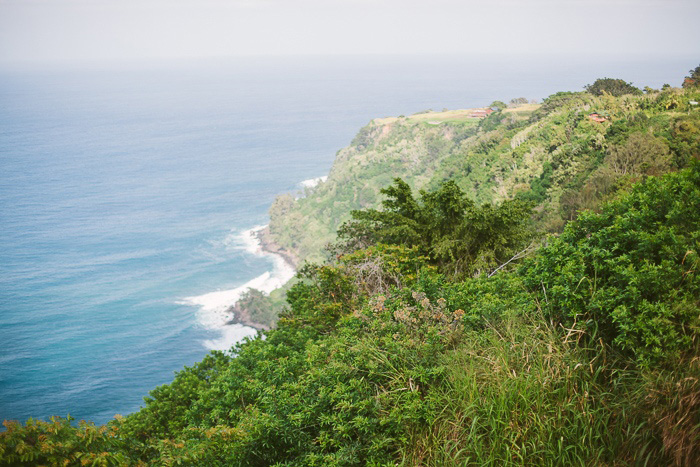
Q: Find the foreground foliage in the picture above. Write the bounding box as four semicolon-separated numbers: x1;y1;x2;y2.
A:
525;166;700;365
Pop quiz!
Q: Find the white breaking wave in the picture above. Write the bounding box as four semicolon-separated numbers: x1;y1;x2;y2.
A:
299;175;327;189
179;225;296;351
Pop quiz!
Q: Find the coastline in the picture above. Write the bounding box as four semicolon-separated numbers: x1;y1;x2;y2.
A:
222;176;324;332
226;301;272;331
222;225;299;332
255;225;300;269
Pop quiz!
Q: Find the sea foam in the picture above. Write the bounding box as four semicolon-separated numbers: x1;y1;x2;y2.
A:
299;175;327;189
180;226;296;351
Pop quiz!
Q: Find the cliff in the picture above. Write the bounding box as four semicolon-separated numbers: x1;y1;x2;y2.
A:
267;109;485;263
268;88;700;265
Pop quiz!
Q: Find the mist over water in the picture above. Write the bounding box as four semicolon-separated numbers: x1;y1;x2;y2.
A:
0;55;692;424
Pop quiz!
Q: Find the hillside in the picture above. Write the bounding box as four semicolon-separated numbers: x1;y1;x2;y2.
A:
4;161;698;467
268;86;700;264
265;108;485;264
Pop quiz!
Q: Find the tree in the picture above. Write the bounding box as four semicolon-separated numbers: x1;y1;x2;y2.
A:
524;164;700;365
682;64;700;88
336;179;533;278
585;78;642;97
605;132;672;176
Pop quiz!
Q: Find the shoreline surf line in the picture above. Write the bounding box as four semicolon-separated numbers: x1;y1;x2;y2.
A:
179;225;296;351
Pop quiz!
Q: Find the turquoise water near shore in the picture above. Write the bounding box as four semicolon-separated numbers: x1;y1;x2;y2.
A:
0;55;691;425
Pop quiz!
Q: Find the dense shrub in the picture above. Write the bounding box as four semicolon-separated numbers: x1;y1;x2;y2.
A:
337;178;534;279
585;78;643;97
523;163;700;365
0;416;129;466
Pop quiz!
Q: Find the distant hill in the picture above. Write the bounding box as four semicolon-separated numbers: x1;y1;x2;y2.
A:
268;86;700;263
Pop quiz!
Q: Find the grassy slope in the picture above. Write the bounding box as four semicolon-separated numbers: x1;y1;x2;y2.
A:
267;113;482;263
270;87;700;265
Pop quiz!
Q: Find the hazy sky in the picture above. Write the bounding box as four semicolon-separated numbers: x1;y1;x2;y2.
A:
1;0;698;65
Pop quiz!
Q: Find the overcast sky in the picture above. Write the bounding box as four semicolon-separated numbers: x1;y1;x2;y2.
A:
0;0;698;65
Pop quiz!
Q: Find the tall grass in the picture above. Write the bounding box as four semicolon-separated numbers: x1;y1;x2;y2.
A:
400;310;672;466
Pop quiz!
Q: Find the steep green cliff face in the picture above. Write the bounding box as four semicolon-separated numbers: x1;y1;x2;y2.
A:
269;87;700;263
267;113;482;263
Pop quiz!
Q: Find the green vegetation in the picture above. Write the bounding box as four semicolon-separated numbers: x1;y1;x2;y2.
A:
4;164;699;466
232;279;298;329
267;113;485;264
524;166;700;365
584;77;643;96
683;65;700;88
233;289;277;328
2;69;700;466
334;179;533;279
269;78;700;265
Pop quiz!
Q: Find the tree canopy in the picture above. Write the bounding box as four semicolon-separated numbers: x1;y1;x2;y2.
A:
336;179;533;278
682;64;700;88
585;78;642;96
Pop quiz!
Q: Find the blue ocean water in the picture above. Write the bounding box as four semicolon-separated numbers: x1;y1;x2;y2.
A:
0;55;693;425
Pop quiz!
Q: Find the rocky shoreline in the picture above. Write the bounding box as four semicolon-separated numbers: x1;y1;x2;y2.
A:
255;225;301;269
224;225;299;331
226;301;271;331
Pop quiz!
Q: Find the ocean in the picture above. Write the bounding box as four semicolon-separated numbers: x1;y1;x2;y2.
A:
0;55;692;425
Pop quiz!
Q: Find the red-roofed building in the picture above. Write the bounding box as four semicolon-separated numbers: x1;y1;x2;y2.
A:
588;113;607;123
469;108;495;118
